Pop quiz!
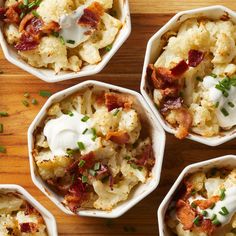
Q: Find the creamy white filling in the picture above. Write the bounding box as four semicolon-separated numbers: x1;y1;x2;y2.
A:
59;1;97;48
189;187;236;226
202;76;236;128
43;111;96;156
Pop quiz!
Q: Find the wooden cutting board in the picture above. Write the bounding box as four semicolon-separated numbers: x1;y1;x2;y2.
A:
0;1;236;235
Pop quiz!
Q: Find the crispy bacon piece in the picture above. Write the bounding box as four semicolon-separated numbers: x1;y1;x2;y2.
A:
176;199;196;230
19;13;34;32
20;223;38;233
200;219;215;235
170;60;189;76
24;203;38;215
46;178;72;195
188;50;205;67
96;164;110;180
5;5;20;24
15;31;39;51
65;178;87;213
157;67;177;83
41;21;60;34
105;92;133;112
160;96;183;114
106;131;130;145
78;2;104;29
136;144;155;169
174;108;193;139
193;196;220;210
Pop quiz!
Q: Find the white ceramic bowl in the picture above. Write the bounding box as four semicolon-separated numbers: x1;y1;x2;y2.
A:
0;184;57;236
0;0;131;83
140;5;236;146
158;154;236;236
28;80;166;218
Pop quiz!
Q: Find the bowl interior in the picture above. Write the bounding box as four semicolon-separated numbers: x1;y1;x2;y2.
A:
28;81;165;217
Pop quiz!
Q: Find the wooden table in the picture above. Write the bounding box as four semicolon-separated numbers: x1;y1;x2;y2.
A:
0;1;236;235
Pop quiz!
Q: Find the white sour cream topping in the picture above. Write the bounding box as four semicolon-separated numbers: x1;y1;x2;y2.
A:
59;2;96;48
189;187;236;226
202;76;236;128
44;111;96;156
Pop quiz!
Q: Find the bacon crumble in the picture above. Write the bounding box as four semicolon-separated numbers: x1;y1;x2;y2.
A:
188;49;205;67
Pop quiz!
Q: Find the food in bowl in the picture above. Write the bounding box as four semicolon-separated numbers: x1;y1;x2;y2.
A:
147;17;236;139
32;88;155;213
165;167;236;236
0;190;48;235
0;0;122;73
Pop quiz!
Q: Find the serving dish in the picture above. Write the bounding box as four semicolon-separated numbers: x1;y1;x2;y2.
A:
0;0;131;82
141;5;236;146
158;155;236;236
0;184;57;235
28;80;166;218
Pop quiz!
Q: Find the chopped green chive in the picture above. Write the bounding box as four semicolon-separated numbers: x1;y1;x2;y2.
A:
210;73;217;78
219;206;229;216
124;156;131;160
82;175;88;183
39;90;52;97
91;128;97;141
60;36;65;45
0;146;6;153
89;169;96;176
32;10;40;18
113;109;120;116
66;40;75;44
66;149;78;157
211;214;217;221
221;108;229;117
31;98;38;105
67;111;74;117
28;2;36;9
191;189;197;196
212;218;221;226
210;203;216;209
24;92;30;98
220;188;226;200
77;142;85;150
228;102;235;108
22;100;29;107
52;31;59;37
35;0;42;6
81;116;89;122
215;102;219;108
23;0;29;6
94;162;100;171
105;44;112;52
193;216;200;226
82;128;88;134
0;124;3;133
20;12;26;19
130;163;142;170
202;210;208;217
0;112;8;117
191;202;197;209
78;160;86;168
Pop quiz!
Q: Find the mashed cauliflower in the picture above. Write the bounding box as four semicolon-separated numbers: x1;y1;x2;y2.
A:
0;191;48;235
3;0;122;73
166;167;236;236
148;17;236;138
33;88;155;212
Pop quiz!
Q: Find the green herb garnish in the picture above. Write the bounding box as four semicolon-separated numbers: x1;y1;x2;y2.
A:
91;128;97;141
78;160;86;168
219;206;229;216
31;98;38;105
82;128;88;134
67;111;74;117
202;210;208;217
94;162;100;171
212;218;221;226
228;102;235;108
215;102;219;108
32;10;40;18
81;116;89;122
221;108;229;117
193;216;200;226
113;109;120;116
52;32;59;37
196;76;203;82
220;188;226;200
210;73;217;78
82;175;88;183
191;202;197;209
66;40;75;44
89;169;96;176
211;214;217;221
77;142;85;150
105;44;112;52
60;36;65;45
39;90;52;97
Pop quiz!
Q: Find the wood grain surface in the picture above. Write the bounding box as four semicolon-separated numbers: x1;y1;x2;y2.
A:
0;1;236;236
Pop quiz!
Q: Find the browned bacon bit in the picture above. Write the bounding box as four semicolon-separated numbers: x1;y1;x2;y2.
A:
161;87;180;97
96;164;110;180
5;5;20;24
193;196;220;210
176;199;197;230
109;175;114;190
19;13;34;32
46;178;72;195
157;67;177;84
41;21;60;34
200;219;215;234
25;17;43;36
105;93;133;112
174;108;193;139
20;223;38;233
170;60;189;76
106;131;130;145
24;203;37;215
15;31;39;51
160;96;183;114
188;49;205;67
78;2;104;29
65;178;87;213
147;64;165;89
136;144;155;169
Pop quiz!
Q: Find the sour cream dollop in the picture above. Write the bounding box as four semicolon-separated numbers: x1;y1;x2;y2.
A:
43;112;96;156
189;187;236;226
202;76;236;128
